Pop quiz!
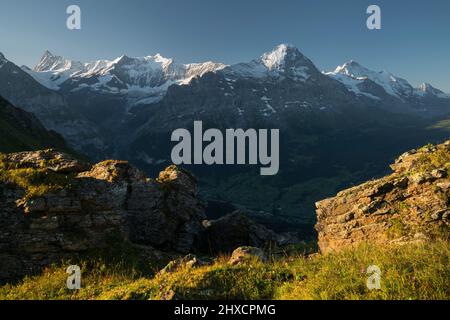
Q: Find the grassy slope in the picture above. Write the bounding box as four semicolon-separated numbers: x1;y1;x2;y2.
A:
1;241;448;300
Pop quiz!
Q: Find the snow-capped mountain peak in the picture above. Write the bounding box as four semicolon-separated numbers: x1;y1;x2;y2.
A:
227;44;316;81
416;82;449;99
326;60;414;99
25;50;226;106
332;60;369;80
260;44;316;76
326;61;450;101
419;82;443;95
332;60;391;82
34;50;73;72
261;44;295;70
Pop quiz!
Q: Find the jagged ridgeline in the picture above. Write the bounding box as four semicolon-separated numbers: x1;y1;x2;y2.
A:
0;95;68;153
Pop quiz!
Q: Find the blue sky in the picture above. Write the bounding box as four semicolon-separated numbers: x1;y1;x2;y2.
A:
1;0;449;91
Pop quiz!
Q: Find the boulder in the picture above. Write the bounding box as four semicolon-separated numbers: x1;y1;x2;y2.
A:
228;246;267;265
199;211;278;253
198;210;301;254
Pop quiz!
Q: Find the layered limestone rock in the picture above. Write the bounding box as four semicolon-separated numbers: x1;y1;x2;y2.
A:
316;141;450;253
0;150;205;281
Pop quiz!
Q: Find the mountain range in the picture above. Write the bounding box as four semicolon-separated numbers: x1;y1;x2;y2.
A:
2;44;449;156
24;50;226;107
21;44;450;115
19;45;449;99
1;44;449;230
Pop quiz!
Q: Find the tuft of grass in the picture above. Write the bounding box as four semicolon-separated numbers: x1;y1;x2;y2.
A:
0;154;77;201
386;218;408;239
413;145;450;176
1;241;448;300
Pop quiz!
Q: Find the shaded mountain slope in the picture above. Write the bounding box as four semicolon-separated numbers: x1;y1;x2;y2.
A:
0;95;68;153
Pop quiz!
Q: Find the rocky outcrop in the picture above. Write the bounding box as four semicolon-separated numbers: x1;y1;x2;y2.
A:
198;210;299;254
0;150;205;281
316;141;450;253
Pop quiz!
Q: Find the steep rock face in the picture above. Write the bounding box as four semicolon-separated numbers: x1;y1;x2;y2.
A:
0;151;205;281
316;141;450;253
